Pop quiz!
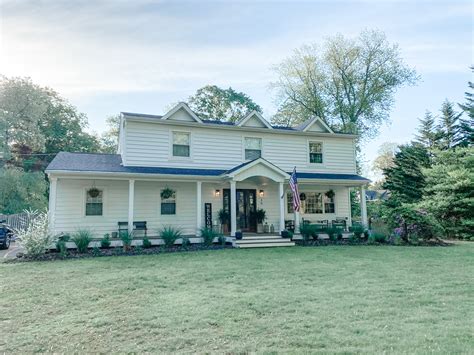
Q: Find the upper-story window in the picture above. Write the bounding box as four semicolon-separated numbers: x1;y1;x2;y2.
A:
172;132;190;157
309;142;323;164
244;137;262;160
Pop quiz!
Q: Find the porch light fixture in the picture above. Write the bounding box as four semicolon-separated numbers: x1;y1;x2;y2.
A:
215;189;221;197
259;190;264;197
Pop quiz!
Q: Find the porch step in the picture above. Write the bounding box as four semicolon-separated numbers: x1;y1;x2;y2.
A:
235;236;295;248
237;241;295;248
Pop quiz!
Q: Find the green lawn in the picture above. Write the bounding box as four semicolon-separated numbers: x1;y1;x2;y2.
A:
1;244;473;353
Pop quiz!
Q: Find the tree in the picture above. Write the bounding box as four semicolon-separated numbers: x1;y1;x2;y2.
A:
437;100;461;149
382;143;430;204
271;29;418;139
0;76;100;170
371;142;398;179
100;114;121;153
0;76;48;159
415;111;442;152
188;85;262;122
457;67;474;147
420;147;474;239
0;167;48;214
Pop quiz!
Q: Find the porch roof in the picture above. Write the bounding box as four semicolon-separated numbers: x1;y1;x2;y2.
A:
46;152;370;183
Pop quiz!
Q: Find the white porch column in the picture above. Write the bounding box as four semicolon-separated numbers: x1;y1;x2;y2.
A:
360;185;368;228
279;182;285;233
48;176;57;233
128;179;135;233
347;188;353;228
294;211;300;234
230;180;237;237
196;181;202;236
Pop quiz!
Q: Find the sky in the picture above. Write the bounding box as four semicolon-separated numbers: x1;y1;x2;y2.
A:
1;0;472;178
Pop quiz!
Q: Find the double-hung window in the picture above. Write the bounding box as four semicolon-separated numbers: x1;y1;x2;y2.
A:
309;142;323;164
172;132;190;157
85;189;103;216
161;190;176;215
244;137;262;160
305;192;323;214
324;194;335;213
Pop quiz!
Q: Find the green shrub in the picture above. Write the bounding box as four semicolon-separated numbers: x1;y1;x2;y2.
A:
119;230;134;251
92;245;101;256
181;236;191;249
17;211;58;258
299;224;315;242
369;232;387;244
218;235;227;246
72;229;93;253
134;245;143;253
159;226;182;248
337;231;343;240
100;234;111;249
351;225;365;239
56;235;70;256
142;237;152;249
200;227;219;246
325;227;339;241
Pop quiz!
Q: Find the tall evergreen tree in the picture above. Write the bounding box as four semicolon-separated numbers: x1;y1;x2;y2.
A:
438;100;461;149
415;111;442;151
382;143;430;204
457;67;474;147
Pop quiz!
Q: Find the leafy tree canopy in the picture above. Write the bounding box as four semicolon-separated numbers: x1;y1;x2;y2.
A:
99;114;121;154
0;167;48;214
271;29;418;139
188;85;262;122
0;76;100;170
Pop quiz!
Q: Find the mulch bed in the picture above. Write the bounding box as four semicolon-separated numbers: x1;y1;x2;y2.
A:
295;238;453;247
9;244;233;263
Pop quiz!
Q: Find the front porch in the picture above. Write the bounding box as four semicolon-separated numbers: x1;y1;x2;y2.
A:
48;158;369;245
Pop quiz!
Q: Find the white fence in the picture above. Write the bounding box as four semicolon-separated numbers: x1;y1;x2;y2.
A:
0;212;40;233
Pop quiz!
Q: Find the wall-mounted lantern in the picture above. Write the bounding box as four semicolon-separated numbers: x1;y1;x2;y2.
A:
215;189;221;197
259;190;264;198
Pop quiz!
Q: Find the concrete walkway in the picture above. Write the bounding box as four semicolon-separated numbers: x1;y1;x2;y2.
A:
0;241;22;259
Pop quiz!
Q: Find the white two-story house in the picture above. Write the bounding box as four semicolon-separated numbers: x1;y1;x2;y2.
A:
46;102;369;241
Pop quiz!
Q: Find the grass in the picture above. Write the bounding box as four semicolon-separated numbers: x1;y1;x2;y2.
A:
1;244;473;353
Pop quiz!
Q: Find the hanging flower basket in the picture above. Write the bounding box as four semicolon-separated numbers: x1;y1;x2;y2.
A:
325;189;335;199
160;187;175;200
87;187;100;198
299;192;306;201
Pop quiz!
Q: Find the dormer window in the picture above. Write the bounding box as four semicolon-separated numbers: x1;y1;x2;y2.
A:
309;142;323;164
244;137;262;160
172;131;190;157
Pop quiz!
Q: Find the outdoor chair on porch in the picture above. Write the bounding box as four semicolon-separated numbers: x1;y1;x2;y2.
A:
285;220;295;232
117;221;148;237
332;218;347;231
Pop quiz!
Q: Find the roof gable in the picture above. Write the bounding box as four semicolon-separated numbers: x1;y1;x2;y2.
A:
237;111;273;129
297;117;334;133
224;158;289;182
161;102;202;123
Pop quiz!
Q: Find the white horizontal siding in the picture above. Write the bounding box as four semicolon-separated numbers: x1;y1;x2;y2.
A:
124;121;356;174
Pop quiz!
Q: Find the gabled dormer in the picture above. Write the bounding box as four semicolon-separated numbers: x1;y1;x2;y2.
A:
161;102;203;123
296;116;334;133
236;111;273;129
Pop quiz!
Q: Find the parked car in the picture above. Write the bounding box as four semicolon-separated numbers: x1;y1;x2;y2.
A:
0;224;14;250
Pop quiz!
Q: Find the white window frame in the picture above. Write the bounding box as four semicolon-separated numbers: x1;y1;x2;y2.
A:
170;130;192;160
307;140;325;166
83;186;107;218
242;136;263;161
160;189;177;215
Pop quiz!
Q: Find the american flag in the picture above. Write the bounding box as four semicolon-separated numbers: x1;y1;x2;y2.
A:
289;167;301;212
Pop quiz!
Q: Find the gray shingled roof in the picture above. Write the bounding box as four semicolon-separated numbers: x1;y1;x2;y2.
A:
46;152;369;182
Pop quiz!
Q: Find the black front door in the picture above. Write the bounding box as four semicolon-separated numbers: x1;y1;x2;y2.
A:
223;189;257;232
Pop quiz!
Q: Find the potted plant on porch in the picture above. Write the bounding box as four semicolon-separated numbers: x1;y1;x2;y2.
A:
254;209;267;233
218;209;230;234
